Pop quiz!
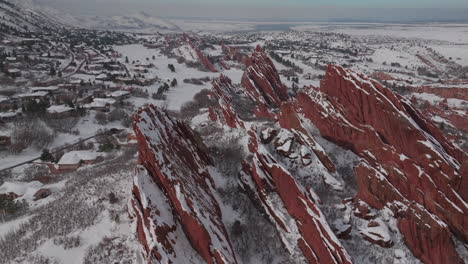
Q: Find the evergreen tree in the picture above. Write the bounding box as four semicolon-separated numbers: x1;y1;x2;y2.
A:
40;149;54;162
168;64;175;72
171;78;178;87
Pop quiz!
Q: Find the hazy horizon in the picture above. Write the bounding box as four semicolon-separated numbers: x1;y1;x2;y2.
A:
36;0;468;23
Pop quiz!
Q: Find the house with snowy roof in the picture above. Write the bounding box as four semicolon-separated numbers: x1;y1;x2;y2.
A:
47;105;74;118
0;131;11;150
7;69;21;78
83;98;116;112
57;150;103;172
109;90;130;101
0;96;15;111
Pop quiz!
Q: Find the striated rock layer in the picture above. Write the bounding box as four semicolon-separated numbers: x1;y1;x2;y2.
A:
240;127;353;264
131;46;467;263
241;45;289;107
181;33;218;73
130;105;236;264
292;65;467;264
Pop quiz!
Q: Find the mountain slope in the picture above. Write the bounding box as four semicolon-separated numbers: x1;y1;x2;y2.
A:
0;0;64;32
67;12;179;32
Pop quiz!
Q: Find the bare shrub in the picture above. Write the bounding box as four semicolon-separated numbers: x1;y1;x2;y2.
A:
45;117;79;134
131;88;149;98
23;165;50;181
21;254;59;264
210;136;245;177
84;237;133;264
179;101;200;120
108;108;129;123
53;235;81;250
0;170;12;185
179;89;217;120
95;112;107;125
231;94;256;120
9;120;53;154
193;89;216;108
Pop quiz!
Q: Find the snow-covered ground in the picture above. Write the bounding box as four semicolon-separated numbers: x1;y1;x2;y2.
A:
429;44;468;66
292;23;468;44
0;149;139;264
0;113;125;171
114;44;244;111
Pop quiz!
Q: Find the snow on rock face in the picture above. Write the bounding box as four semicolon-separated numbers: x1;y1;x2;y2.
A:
277;102;337;173
209;75;245;129
359;219;393;248
221;43;247;64
241;45;289;107
297;65;467;263
129;166;205;263
130;56;466;263
409;86;468;101
239;129;353;264
131;105;237;264
274;129;295;157
181;33;218;73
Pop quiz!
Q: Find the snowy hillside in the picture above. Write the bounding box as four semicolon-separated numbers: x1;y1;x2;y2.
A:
58;12;180;32
0;0;64;32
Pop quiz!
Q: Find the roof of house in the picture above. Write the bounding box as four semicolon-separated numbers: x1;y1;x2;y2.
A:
83;98;116;109
0;96;10;103
96;73;108;80
18;91;49;98
0;111;18;118
47;105;74;114
31;86;59;92
109;91;130;98
58;151;100;165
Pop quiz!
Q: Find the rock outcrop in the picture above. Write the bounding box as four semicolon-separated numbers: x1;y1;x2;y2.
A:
181;33;218;73
131;48;467;263
295;65;467;263
209;74;245;129
130;105;236;264
241;45;289;107
409;85;468;101
240;127;353;264
221;43;247;64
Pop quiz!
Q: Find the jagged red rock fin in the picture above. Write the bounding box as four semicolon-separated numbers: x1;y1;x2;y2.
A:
132;105;237;264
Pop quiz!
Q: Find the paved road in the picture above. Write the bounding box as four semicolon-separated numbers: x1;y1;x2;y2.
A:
0;130;113;173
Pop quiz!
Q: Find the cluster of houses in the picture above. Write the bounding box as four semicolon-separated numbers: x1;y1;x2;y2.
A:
0;82;132;123
1;38;69;79
0;77;134;151
0;33;160;154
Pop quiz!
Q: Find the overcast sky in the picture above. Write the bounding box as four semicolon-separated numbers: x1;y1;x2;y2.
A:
36;0;468;22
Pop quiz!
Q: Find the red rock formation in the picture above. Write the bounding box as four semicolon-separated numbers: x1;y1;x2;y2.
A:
221;43;247;64
425;105;468;134
210;75;245;129
370;71;396;81
181;33;218;73
130;105;237;264
295;65;467;263
131;55;467;263
240;128;353;264
359;220;393;248
409;85;468;101
277;101;336;173
241;45;289;107
33;189;51;201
